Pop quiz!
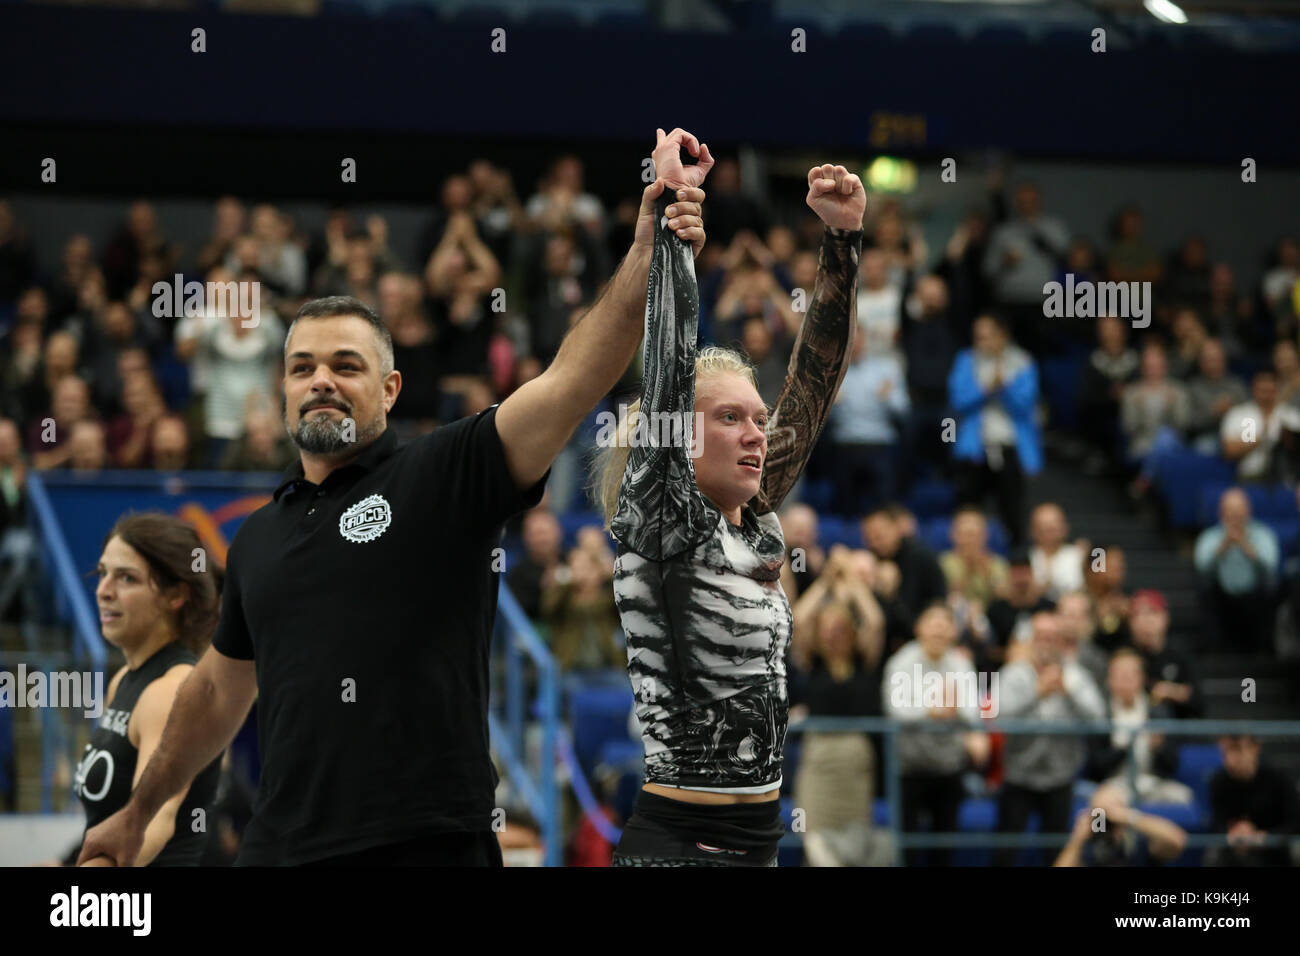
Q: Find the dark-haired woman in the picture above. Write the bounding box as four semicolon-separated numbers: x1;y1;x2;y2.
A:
60;512;223;866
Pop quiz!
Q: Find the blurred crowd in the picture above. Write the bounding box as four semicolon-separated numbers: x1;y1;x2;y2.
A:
2;153;1298;866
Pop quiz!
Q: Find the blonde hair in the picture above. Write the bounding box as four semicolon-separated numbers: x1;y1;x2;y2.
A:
591;346;758;528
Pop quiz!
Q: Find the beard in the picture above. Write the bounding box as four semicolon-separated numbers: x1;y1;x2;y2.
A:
287;402;384;455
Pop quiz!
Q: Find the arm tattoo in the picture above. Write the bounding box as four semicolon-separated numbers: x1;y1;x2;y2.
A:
753;225;863;515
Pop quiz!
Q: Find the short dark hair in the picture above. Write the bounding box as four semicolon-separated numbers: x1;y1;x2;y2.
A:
287;296;394;375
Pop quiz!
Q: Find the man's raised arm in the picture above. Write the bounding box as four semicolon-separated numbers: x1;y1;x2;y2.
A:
496;128;713;489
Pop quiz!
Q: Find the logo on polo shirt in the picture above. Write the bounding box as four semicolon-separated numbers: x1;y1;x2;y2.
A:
339;494;392;543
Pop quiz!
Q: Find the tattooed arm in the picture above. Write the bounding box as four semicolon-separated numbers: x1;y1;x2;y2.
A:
754;165;866;515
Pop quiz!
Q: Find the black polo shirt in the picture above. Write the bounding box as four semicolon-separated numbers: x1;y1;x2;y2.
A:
213;404;546;865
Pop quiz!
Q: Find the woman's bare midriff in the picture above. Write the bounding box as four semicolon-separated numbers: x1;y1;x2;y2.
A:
643;783;780;805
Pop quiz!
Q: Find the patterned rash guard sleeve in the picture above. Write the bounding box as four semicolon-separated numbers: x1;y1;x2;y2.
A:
609;192;718;562
752;225;863;516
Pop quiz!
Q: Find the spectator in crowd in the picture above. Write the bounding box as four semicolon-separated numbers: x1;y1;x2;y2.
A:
83;299;163;415
1206;735;1299;867
939;506;1008;607
1164;235;1211;312
741;315;792;409
778;502;825;600
827;327;909;515
1083;648;1192;805
855;248;902;357
1105;204;1163;286
1028;501;1086;601
983;547;1053;665
174;283;284;468
150;415;191;471
1262;236;1299;327
995;611;1105;866
948;313;1041;545
0;418;26;536
414;174;477;271
1121;342;1189;498
935;205;993;331
1083;543;1131;652
28;375;95;470
47;233;96;323
197;196;246;275
308;225;383;306
900;274;957;474
219;406;295;473
521;229;603;364
867;203;926;292
17;330;81;430
861;507;948;630
1;310;45;423
508;508;564;621
1186;338;1248;452
101;200;173;300
1056;590;1108;690
540;536;621;672
1194;487;1279;652
106;371;167;469
1221;370;1300;483
1126;589;1201;719
708;231;796;337
1205;263;1259;360
1167;308;1209;381
981;182;1069;352
525;154;605;238
695;157;768;249
1054;782;1187;866
232;204;307;299
0;200;36;308
790;548;891;867
883;602;988;867
1273;340;1300;408
467;159;523;267
378;271;441;430
66;419;108;473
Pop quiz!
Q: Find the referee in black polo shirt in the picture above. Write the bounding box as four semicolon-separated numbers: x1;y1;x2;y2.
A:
78;128;712;866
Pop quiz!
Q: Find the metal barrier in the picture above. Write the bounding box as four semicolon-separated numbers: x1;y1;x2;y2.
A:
21;473;107;811
491;581;561;866
788;716;1300;865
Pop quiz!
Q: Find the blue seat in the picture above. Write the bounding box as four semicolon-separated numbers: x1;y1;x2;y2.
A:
818;514;862;549
906;479;955;519
1197;480;1235;527
1176;743;1222;811
1155;450;1235;529
1040;352;1085;432
570;685;634;780
800;478;834;514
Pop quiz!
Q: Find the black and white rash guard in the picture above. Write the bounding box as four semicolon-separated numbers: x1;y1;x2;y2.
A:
611;193;862;793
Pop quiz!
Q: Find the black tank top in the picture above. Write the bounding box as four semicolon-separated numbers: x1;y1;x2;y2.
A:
72;643;221;866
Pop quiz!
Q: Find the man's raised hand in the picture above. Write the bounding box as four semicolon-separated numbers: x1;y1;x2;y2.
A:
806;164;866;232
653;127;714;190
634;181;707;258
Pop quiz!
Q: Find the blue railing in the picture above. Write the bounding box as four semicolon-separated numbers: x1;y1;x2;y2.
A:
491;581;561;865
22;472;106;811
787;716;1300;865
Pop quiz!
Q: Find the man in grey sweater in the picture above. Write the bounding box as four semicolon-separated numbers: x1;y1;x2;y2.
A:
883;603;988;866
994;611;1105;865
